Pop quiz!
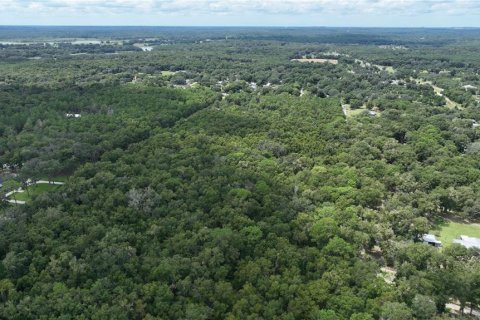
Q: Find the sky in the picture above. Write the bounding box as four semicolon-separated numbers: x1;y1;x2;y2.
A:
0;0;479;27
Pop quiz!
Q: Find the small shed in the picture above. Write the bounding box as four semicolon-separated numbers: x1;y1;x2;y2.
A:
422;234;442;247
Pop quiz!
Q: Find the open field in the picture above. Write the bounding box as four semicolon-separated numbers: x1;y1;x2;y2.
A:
291;58;338;64
382;66;395;74
432;221;480;246
161;71;176;76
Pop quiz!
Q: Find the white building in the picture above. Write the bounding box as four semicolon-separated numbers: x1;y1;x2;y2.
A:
453;235;480;249
422;234;442;247
66;113;81;118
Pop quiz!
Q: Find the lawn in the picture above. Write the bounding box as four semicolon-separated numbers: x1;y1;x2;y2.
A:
13;183;61;202
161;71;176;76
384;66;395;74
346;105;380;118
432;221;480;246
349;108;368;117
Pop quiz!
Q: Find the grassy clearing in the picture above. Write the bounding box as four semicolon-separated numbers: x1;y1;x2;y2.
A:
161;71;176;76
13;183;61;202
374;65;395;74
345;105;379;118
349;107;368;117
384;66;395;74
431;221;480;246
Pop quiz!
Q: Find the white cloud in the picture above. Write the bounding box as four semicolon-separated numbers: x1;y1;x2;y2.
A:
1;0;479;16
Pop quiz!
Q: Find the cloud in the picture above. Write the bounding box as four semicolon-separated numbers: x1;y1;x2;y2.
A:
1;0;480;17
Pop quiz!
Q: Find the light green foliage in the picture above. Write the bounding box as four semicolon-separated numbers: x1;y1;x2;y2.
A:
380;302;413;320
412;294;437;320
310;217;339;246
350;313;374;320
317;309;340;320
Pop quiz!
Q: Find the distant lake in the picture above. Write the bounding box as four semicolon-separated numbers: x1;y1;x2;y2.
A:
71;40;102;45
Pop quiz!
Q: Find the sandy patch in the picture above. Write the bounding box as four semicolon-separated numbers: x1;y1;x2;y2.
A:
291;58;338;65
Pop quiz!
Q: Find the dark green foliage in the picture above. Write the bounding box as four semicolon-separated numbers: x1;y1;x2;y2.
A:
0;27;479;319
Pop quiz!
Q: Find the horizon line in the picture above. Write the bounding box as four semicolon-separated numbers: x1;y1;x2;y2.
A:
1;25;480;29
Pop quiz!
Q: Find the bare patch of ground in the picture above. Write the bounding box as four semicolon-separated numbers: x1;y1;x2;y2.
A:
378;267;396;284
291;58;338;65
446;301;480;317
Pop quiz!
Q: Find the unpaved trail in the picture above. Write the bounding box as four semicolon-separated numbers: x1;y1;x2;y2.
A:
413;78;461;109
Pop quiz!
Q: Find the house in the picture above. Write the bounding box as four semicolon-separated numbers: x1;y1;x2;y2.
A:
66;113;81;118
453;235;480;249
2;163;18;171
422;234;442;247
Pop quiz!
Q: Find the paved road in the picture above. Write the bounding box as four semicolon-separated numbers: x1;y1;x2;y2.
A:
5;188;24;197
6;199;26;205
36;180;65;185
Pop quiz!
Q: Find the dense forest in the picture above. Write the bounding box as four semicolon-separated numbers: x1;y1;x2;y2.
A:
0;27;479;319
